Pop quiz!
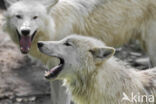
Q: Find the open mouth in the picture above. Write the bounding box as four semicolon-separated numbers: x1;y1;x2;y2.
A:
16;30;37;54
45;57;64;79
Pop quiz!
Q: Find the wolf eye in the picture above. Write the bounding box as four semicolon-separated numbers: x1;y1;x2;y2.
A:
33;16;38;20
64;42;72;46
16;15;22;19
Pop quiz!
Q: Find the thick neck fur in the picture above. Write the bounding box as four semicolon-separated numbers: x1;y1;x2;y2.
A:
64;58;148;104
64;70;97;104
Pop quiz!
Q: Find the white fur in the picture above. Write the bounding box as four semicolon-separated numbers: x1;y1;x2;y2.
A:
3;0;156;65
3;0;156;103
3;1;69;104
39;35;156;104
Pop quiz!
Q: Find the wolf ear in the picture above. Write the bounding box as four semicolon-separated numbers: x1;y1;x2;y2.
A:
4;0;18;9
43;0;59;13
90;47;115;64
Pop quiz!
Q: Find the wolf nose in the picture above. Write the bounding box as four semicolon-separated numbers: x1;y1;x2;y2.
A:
21;30;30;36
37;42;44;48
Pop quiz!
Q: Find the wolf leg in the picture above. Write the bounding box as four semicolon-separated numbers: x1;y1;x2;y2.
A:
50;80;71;104
145;21;156;66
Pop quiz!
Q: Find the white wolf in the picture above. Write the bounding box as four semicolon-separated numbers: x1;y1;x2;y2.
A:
3;0;156;103
38;35;156;104
3;0;156;66
3;0;71;104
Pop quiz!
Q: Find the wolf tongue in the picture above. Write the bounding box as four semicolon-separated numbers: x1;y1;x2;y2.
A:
19;36;32;53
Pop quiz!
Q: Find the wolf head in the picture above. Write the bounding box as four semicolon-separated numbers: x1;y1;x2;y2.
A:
3;0;58;54
38;35;115;80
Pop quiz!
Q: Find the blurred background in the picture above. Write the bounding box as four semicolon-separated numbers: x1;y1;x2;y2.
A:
0;0;6;10
0;0;152;104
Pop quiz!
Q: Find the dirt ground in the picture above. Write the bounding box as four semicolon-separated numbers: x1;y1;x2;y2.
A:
0;10;152;104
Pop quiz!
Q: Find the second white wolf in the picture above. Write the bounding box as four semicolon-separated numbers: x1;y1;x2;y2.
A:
38;35;156;104
3;0;156;65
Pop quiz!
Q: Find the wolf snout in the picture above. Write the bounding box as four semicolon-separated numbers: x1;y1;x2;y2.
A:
21;29;30;36
37;42;44;48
